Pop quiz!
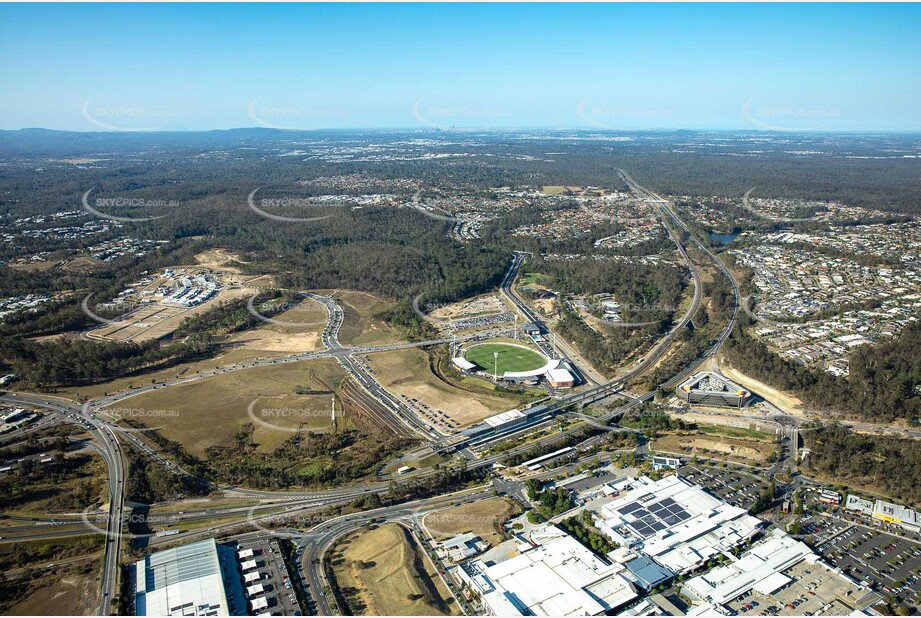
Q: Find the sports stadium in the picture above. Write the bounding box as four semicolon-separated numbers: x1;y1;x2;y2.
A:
452;341;576;388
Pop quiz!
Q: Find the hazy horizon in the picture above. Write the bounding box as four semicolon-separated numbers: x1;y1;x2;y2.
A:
1;3;919;133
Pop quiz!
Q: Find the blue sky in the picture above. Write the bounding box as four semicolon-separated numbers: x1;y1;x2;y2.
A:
1;3;919;132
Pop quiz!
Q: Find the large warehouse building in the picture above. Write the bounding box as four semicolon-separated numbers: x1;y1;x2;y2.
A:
133;538;230;616
676;372;752;408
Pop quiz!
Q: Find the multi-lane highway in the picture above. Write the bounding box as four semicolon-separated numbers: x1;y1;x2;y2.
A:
499;251;607;386
1;392;126;614
5;169;907;616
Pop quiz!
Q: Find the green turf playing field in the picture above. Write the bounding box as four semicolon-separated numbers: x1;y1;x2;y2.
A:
464;342;547;375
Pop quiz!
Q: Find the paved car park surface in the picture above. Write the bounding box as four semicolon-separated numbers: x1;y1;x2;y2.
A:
234;537;303;616
808;514;921;609
679;464;770;512
725;560;864;617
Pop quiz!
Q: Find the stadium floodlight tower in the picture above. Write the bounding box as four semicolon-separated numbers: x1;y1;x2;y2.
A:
494;351;499;382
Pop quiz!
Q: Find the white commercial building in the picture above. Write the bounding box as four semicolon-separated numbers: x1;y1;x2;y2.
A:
459;526;638;616
435;532;487;562
596;475;762;575
133;538;230;616
682;528;865;610
844;494;874;516
872;499;921;533
484;409;528;431
684;529;815;604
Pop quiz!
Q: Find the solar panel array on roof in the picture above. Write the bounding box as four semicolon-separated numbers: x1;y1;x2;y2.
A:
621;496;692;538
618;502;644;515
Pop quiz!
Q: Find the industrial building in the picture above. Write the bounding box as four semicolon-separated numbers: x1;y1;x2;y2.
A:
442;404;552;450
435;532;487;562
676;372;752;408
457;526;638;616
596;475;762;575
521;322;541;336
546;366;576;388
133;538;230;616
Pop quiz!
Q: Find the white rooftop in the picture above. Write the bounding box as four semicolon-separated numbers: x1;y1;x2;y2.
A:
453;356;477;371
484;409;525;427
597;475;761;574
683;529;822;605
134;538;229;616
547;367;575;383
469;527;637;616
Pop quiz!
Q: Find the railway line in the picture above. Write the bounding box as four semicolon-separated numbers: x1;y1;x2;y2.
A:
0;168;749;615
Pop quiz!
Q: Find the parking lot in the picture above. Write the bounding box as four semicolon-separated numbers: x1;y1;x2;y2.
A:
810;515;921;609
799;516;851;545
231;538;302;616
804;492;921;545
679;464;770;512
725;560;864;616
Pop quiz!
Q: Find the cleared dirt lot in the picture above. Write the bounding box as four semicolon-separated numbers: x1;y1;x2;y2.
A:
5;571;99;616
330;523;459;616
103;359;343;456
655;430;775;465
88;286;253;343
69;297;328;399
223;296;328;353
366;348;512;428
719;358;806;415
423;498;518;546
429;294;509;321
193;248;245;272
334;290;404;346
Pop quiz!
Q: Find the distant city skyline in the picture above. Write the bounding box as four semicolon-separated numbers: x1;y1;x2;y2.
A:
1;3;919;132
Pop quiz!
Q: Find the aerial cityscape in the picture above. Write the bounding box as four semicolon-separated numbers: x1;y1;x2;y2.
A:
1;2;920;617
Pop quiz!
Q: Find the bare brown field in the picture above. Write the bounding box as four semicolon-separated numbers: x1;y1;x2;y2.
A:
719;358;805;414
7;261;56;272
60;256;103;272
5;571;99;616
334;290;403;346
69;297;328;399
225;328;323;354
541;185;583;195
366;348;511;428
223;297;328;354
87;287;253;343
103;359;344;456
423;498;518;546
330;523;459;616
192;248;245;272
654;432;774;464
429;294;509;321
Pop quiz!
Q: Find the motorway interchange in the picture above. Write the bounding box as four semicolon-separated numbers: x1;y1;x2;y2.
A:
0;171;903;616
